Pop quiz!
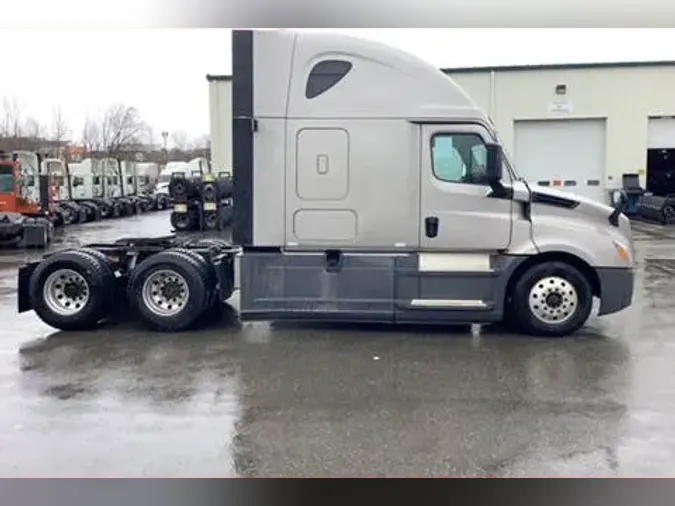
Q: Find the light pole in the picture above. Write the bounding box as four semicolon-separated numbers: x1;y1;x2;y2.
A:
161;131;169;164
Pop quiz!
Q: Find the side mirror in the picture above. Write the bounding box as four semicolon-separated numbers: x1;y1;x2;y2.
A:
485;143;503;182
485;143;509;198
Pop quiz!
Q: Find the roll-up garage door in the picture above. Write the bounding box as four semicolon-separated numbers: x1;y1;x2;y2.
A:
513;119;607;203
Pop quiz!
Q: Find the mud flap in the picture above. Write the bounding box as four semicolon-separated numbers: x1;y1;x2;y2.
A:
17;262;39;313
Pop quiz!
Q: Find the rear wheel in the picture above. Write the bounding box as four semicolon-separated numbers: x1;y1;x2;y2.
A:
127;250;210;332
98;203;111;219
507;261;593;337
28;249;116;331
62;207;77;225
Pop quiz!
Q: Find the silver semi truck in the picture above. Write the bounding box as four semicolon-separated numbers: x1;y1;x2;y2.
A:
16;29;634;337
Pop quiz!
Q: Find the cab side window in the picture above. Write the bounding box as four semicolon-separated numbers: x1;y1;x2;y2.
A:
431;133;489;185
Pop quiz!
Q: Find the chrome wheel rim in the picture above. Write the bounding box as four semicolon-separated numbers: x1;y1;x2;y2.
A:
43;269;90;316
141;269;190;317
528;276;578;325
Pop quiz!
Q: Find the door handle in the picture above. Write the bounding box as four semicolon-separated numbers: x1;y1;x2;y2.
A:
425;216;439;238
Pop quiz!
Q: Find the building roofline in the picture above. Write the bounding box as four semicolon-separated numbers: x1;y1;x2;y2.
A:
206;60;675;83
441;60;675;74
206;74;232;82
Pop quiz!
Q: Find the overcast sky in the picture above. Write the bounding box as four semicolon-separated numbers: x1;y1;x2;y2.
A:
3;28;675;146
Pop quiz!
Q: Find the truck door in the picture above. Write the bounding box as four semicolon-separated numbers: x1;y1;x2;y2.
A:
419;124;512;252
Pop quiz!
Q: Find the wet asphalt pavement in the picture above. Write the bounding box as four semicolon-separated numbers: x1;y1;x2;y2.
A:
1;212;675;476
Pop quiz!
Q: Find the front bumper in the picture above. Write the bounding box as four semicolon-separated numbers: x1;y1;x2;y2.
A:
597;267;634;316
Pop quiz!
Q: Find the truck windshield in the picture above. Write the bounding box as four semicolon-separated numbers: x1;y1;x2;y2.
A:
0;165;13;193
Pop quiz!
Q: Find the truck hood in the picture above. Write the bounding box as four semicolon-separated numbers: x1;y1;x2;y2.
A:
529;185;614;222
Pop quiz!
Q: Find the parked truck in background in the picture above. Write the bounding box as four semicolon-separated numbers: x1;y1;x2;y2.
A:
0;151;54;248
135;162;166;209
41;157;88;226
187;157;210;176
120;160;154;212
16;29;635;337
155;161;190;197
69;159;114;220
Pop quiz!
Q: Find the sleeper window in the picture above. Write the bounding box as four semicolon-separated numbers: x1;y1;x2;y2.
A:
305;60;353;99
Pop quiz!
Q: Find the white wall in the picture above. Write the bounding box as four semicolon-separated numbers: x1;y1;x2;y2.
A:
208;78;232;173
447;64;675;189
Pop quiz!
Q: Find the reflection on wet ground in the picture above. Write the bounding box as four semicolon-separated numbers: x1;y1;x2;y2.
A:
1;216;675;476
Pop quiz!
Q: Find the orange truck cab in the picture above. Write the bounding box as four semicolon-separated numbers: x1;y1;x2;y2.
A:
0;151;54;248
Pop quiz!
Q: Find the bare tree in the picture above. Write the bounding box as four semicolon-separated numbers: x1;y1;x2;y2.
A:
23;117;44;139
51;106;71;156
81;115;102;153
100;103;151;157
192;134;211;150
1;96;23;138
170;130;190;151
145;125;156;148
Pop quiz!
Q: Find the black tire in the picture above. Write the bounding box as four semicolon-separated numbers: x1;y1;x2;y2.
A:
216;178;233;199
126;250;210;332
170;212;193;231
78;247;115;271
169;178;188;199
77;207;88;223
219;203;233;228
171;248;217;296
98;203;111;219
28;249;116;331
62;207;77;226
83;203;98;221
507;261;593;337
53;209;65;227
202;183;217;202
204;211;219;230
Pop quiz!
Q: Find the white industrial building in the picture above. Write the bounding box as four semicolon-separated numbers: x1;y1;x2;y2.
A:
208;60;675;204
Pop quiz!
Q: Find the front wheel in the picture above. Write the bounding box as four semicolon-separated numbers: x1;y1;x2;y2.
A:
507;261;593;337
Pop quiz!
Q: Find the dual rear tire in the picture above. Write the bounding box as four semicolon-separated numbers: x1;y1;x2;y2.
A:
126;249;217;332
29;248;117;331
28;248;218;333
